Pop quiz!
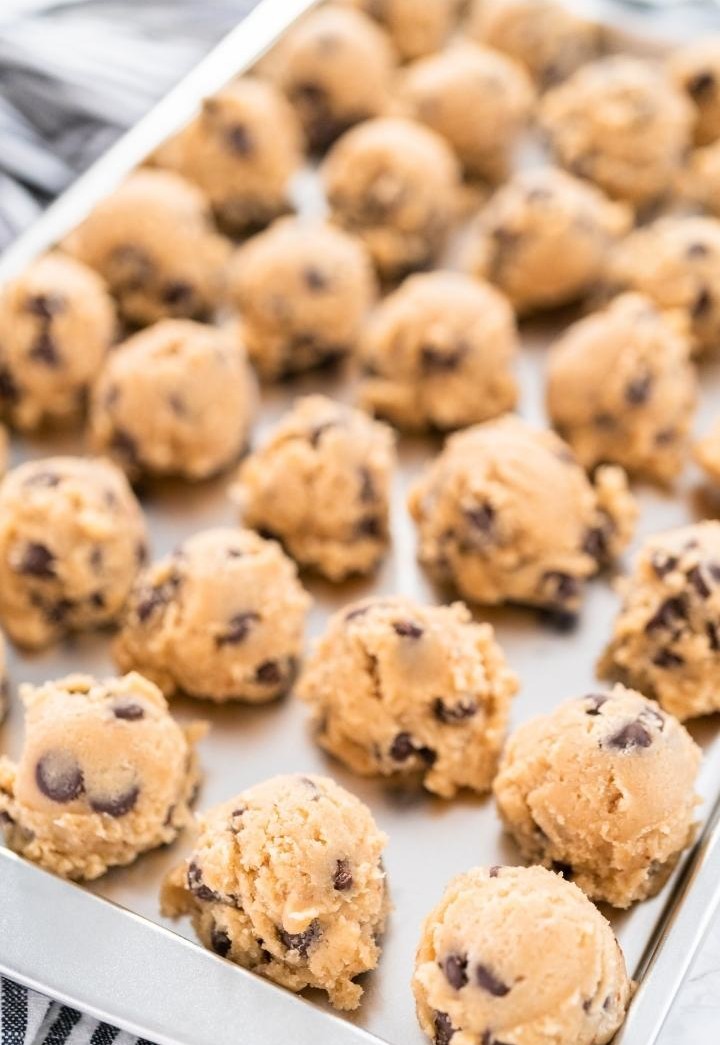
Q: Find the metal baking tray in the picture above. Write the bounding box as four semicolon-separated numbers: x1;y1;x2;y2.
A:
1;1;720;1043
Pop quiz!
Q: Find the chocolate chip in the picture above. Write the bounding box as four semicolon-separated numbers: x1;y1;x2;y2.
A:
651;553;679;578
35;751;84;803
489;865;501;877
17;542;56;578
551;861;574;879
639;705;666;731
433;697;478;723
211;926;232;957
355;516;382;539
277;919;320;958
393;620;423;638
688;70;716;98
645;596;687;633
89;784;139;817
537;607;578;633
29;329;60;366
687;241;710;258
625;373;652;405
113;702;145;721
693;287;712;318
605;721;653;751
255;660;282;685
187;861;222;903
542;571;580;606
0;365;19;403
308;421;337;447
110;427;140;469
358;467;376;504
421;344;466;372
687;564;711;599
345;605;370;622
136;576;179;622
443;953;468;990
25;292;65;318
390;732;436;765
163;281;194;307
304;266;328;291
652;649;685;668
45;597;73;624
476;963;510;997
585;694;608;716
655;427;676;445
333;859;353;891
225;123;253;156
110;245;154;289
216;611;260;647
465;504;495;533
167;393;187;417
707;621;720;652
583;526;608;563
434;1012;455;1045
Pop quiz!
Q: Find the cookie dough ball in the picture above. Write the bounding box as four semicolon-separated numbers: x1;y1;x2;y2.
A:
408;415;637;619
63;170;230;327
669;38;720;145
152;77;302;236
343;0;459;60
298;597;517;798
324;117;461;280
400;42;534;182
0;672;202;880
234;396;396;581
547;293;697;483
607;215;720;356
695;419;720;484
359;271;518;431
115;528;310;703
89;319;255;481
599;522;720;720
541;56;693;206
469;0;603;89
162;773;388;1010
467;167;631;313
228;218;376;379
270;5;395;152
0;253;115;431
494;687;700;908
0;457;147;649
413;865;631;1045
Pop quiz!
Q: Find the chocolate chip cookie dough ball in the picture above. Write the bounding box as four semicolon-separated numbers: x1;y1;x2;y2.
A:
343;0;459;60
162;774;388;1010
324;117;461;280
298;597;517;798
413;865;631;1045
400;42;534;182
607;215;720;356
115;528;310;704
494;687;700;908
467;167;631;313
669;38;720;145
0;457;147;649
695;419;720;485
469;0;603;89
152;77;302;236
540;56;693;207
63;170;230;326
0;253;115;431
269;5;395;153
599;523;720;720
89;319;255;481
358;271;518;431
234;396;396;581
0;672;202;880
228;218;375;379
408;415;637;620
547;293;697;483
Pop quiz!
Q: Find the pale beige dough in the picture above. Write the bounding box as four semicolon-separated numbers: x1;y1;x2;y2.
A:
359;271;518;432
114;528;310;704
228;217;376;379
268;5;395;152
413;865;631;1045
152;77;302;236
469;0;604;89
695;419;720;484
324;117;461;280
162;773;388;1010
0;253;115;431
89;319;256;480
0;672;203;880
467;166;631;313
408;415;637;620
606;214;720;356
540;55;693;206
669;38;720;145
63;170;230;326
400;42;534;182
494;686;700;908
599;522;720;720
341;0;460;60
0;456;147;649
298;596;517;798
234;396;396;581
547;293;697;483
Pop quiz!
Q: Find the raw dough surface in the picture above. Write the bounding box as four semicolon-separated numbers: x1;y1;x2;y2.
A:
599;522;720;720
89;318;256;480
413;865;631;1045
342;0;460;60
114;527;310;703
0;456;147;649
0;672;202;880
547;293;697;483
229;217;376;379
359;271;518;432
408;415;637;618
669;38;720;145
162;773;388;1010
494;686;700;907
234;395;396;581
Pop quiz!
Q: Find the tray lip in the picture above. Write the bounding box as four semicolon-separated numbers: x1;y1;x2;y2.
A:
0;2;720;1043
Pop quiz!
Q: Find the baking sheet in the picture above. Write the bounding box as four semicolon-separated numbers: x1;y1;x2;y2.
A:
1;1;720;1043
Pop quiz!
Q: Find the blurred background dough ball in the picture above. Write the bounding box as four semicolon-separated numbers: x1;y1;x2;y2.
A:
342;0;461;61
669;37;720;145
